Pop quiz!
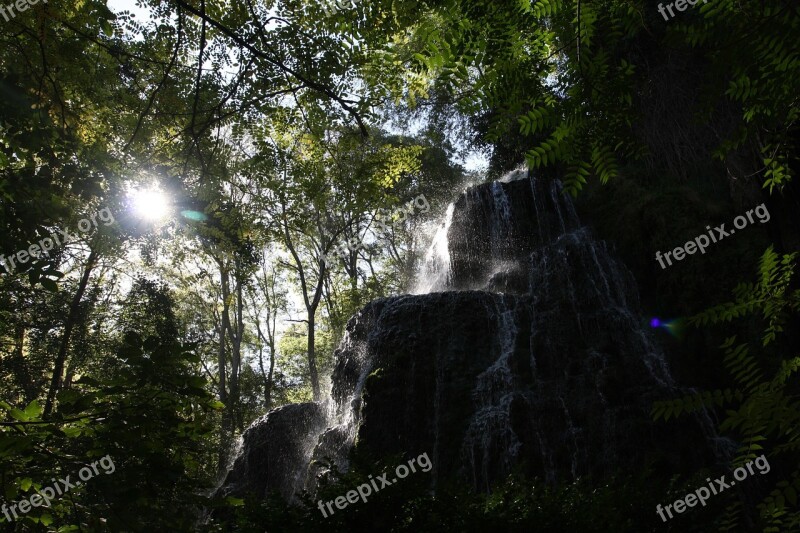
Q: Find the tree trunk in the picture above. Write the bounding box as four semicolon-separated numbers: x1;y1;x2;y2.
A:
255;319;275;410
229;267;244;431
12;324;36;403
307;311;320;400
44;247;98;417
282;213;325;401
217;266;232;477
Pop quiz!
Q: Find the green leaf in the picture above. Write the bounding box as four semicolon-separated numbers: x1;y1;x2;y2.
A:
785;486;797;506
61;426;83;438
100;20;114;37
8;408;28;421
23;400;42;420
40;278;58;292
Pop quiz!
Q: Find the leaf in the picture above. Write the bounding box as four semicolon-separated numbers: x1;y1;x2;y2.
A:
24;400;42;420
100;20;114;37
8;408;28;422
61;426;83;438
785;486;797;506
0;434;33;457
40;278;58;292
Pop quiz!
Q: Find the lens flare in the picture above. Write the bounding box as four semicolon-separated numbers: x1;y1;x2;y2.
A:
180;210;208;222
648;317;684;338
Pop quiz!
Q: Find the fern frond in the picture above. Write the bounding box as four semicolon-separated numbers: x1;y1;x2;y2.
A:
651;388;742;421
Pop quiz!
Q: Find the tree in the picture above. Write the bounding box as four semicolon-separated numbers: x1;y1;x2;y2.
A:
249;247;288;410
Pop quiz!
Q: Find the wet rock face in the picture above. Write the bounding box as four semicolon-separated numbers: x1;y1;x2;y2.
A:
217;403;326;501
446;175;581;292
330;290;710;491
314;173;712;491
335;292;503;485
220;171;715;501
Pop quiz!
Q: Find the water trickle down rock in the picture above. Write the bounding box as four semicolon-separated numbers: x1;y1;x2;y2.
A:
217;170;717;502
214;402;327;502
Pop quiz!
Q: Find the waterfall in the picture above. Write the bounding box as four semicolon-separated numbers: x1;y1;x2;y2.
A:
405;170;708;486
462;295;521;492
301;306;376;495
216;169;721;503
412;203;454;294
490;181;512;255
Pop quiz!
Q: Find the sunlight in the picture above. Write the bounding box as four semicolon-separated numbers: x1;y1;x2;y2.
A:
129;187;171;221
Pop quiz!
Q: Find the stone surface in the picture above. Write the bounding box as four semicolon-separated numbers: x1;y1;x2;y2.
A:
216;402;326;501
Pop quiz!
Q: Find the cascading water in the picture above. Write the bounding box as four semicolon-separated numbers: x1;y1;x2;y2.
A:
301;317;375;496
462;295;522;492
216;170;719;503
490;181;512;255
412;203;454;294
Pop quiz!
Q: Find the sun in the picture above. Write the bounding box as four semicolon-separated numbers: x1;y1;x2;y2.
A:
129;187;171;221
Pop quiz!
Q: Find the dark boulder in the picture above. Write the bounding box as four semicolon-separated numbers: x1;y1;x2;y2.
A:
216;402;326;501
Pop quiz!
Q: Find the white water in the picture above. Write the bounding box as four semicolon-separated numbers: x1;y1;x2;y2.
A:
412;203;455;294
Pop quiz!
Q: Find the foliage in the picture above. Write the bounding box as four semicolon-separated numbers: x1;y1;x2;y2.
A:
0;281;220;530
362;0;800;195
214;467;718;532
652;246;800;531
